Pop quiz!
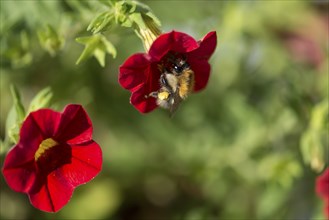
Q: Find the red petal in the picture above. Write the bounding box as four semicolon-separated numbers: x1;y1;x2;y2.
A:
149;31;199;61
55;104;92;145
2;153;36;193
28;170;74;212
317;168;329;199
1;109;53;193
325;202;329;220
130;85;158;113
2;109;61;193
316;168;329;219
13;110;59;165
119;53;151;91
189;31;217;60
59;141;102;187
29;109;61;138
189;59;211;92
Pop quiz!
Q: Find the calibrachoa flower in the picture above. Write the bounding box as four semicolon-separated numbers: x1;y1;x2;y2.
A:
316;168;329;219
119;30;217;113
2;104;102;212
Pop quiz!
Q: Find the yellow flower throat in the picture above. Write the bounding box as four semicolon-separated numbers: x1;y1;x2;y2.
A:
34;138;58;161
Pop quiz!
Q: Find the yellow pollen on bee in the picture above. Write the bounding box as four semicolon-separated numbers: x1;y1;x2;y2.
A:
158;91;169;100
34;138;58;161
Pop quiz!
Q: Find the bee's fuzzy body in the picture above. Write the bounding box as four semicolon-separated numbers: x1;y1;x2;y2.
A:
148;56;195;115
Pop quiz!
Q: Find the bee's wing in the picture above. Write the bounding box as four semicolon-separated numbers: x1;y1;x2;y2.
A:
169;92;183;117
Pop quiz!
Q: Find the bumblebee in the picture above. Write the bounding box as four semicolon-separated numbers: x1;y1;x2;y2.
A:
147;57;195;115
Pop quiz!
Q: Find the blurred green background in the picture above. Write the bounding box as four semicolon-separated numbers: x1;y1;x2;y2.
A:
0;0;328;219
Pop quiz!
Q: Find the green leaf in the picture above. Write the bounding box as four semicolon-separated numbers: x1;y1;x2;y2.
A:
94;48;106;67
310;100;328;130
10;85;25;122
301;131;324;172
87;11;107;31
76;35;101;65
145;11;161;27
87;12;114;34
0;139;7;156
102;36;117;58
28;87;53;113
129;12;146;29
37;24;64;56
112;1;139;26
2;31;33;68
132;0;150;13
5;85;26;144
5;106;20;144
76;36;93;44
300;100;329;172
76;0;160;65
113;1;130;24
132;1;161;28
76;34;116;66
120;18;133;28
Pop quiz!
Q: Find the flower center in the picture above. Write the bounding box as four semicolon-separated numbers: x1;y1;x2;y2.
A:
159;52;189;74
35;138;58;161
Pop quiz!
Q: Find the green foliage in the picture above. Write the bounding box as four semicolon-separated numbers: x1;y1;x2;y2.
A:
78;0;161;66
37;25;64;56
27;87;53;114
10;85;25;124
301;100;329;172
1;31;33;68
5;85;26;144
87;11;115;34
3;86;53;153
0;1;328;220
76;34;116;67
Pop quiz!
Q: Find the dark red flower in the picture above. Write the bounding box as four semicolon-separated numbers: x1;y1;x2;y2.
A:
2;104;102;212
119;30;217;113
316;168;329;219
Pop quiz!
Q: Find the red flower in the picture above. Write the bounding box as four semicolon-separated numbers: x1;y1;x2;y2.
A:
119;30;217;113
2;104;102;212
316;168;329;219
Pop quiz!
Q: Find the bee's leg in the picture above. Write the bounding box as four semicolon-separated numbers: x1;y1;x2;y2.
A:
145;91;158;99
160;74;170;87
